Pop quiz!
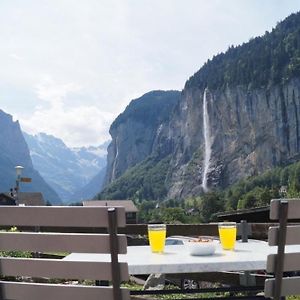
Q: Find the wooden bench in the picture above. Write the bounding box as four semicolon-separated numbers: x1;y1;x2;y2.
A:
265;198;300;299
0;206;130;300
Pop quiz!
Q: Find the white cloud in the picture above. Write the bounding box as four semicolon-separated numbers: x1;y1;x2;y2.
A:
21;102;114;147
19;76;114;147
35;76;82;107
1;0;300;146
9;53;23;61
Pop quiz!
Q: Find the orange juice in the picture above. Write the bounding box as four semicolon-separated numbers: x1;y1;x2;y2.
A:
148;224;166;253
218;223;236;250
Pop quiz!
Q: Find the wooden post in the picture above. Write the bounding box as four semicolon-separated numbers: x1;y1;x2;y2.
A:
274;200;288;300
108;208;122;300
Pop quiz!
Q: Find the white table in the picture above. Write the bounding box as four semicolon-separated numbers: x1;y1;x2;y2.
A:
64;240;300;275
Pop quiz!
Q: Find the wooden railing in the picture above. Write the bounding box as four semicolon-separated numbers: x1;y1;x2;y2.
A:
122;223;275;240
3;223;275;240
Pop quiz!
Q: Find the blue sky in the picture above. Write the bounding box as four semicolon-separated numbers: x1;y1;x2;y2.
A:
0;0;299;147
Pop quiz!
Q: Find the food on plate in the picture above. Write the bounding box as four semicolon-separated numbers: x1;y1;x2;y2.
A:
188;237;213;243
186;237;216;256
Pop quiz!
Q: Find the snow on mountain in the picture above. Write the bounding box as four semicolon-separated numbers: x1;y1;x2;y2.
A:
23;132;108;202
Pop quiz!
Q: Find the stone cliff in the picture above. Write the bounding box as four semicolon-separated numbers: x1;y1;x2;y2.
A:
104;90;181;186
163;81;300;198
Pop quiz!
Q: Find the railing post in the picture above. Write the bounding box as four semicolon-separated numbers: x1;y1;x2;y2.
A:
274;200;288;300
108;207;122;300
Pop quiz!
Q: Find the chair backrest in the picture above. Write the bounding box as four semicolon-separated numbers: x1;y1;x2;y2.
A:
0;206;130;300
264;199;300;300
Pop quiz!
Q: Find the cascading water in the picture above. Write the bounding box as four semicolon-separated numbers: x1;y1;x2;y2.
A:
111;137;119;181
201;88;212;192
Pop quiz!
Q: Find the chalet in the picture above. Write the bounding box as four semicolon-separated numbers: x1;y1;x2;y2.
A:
217;203;300;223
217;206;270;223
0;192;45;206
0;193;16;205
18;192;45;206
83;200;138;224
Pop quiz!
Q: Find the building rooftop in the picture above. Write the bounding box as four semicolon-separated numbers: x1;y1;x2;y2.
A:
18;192;45;206
0;192;45;206
217;206;270;222
83;200;138;212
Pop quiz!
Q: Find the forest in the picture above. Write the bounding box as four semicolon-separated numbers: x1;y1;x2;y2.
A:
128;160;300;224
186;12;300;91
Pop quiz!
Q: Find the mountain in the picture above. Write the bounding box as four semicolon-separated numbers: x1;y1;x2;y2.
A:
100;12;300;202
23;132;108;202
68;166;107;203
104;90;181;186
0;110;61;204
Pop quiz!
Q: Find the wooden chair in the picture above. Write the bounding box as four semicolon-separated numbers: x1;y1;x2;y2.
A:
264;199;300;300
0;206;130;300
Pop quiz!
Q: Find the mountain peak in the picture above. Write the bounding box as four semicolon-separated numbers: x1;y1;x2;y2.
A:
24;132;107;202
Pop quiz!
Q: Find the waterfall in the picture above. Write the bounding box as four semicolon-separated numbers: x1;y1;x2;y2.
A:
201;88;212;192
111;137;119;181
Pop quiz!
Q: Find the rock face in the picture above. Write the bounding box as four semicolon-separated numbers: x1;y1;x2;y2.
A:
0;110;61;204
102;12;300;200
163;81;300;198
24;132;108;202
104;82;300;200
104;90;181;186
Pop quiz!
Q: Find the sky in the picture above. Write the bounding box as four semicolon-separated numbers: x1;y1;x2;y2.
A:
0;0;300;147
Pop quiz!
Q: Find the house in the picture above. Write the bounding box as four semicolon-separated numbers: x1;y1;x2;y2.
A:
217;203;300;223
217;206;271;223
18;192;45;206
83;200;138;224
0;192;45;206
0;193;16;205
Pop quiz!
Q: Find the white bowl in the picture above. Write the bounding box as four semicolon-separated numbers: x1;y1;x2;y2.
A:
186;239;216;256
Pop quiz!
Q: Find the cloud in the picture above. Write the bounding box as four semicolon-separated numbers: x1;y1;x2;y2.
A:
9;53;23;61
35;76;82;108
21;104;114;147
20;77;114;147
1;0;300;146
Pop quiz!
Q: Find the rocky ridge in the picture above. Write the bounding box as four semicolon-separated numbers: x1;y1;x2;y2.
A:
0;110;61;204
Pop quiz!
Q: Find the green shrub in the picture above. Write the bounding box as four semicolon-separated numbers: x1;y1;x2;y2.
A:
0;227;32;258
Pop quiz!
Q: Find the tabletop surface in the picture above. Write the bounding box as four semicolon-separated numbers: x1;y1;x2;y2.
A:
64;240;300;275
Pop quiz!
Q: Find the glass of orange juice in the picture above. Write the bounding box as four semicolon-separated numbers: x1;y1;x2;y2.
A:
218;222;237;250
148;224;166;253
